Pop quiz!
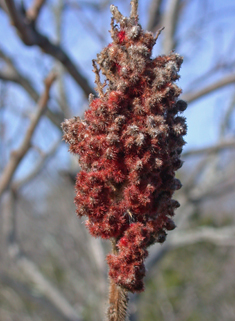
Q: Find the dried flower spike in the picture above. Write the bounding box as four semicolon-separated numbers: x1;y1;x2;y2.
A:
62;0;187;316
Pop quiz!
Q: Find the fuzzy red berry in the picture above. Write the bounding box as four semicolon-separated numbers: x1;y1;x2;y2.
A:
62;2;187;293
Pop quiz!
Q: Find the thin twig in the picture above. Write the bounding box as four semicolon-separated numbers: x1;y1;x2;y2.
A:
162;0;181;53
110;4;124;24
182;74;235;103
26;0;46;22
147;0;163;32
182;139;235;157
170;226;235;247
0;71;57;197
220;92;235;137
190;180;235;204
53;0;71;119
92;59;105;98
130;0;138;19
4;0;35;44
0;0;8;11
155;26;164;41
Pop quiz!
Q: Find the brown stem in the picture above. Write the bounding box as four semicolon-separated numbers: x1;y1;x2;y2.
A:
107;239;129;321
130;0;138;19
0;71;57;196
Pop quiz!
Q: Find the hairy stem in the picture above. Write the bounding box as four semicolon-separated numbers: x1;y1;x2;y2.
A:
107;239;129;321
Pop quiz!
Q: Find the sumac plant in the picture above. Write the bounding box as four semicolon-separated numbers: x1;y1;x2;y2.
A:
62;0;187;320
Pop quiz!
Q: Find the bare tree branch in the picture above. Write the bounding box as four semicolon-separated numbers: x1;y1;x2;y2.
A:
3;0;94;97
146;244;170;277
155;26;165;41
0;0;8;13
4;0;36;44
129;223;235;321
186;59;235;90
87;237;106;283
130;0;138;19
182;74;235;103
170;226;235;247
0;48;64;127
182;139;235;157
54;0;71;119
147;0;163;32
26;0;46;22
183;157;212;190
86;236;107;316
162;0;181;53
11;140;61;191
220;92;235;137
18;255;82;321
146;226;235;277
2;191;83;321
0;48;39;100
0;71;57;197
0;272;73;321
190;180;235;204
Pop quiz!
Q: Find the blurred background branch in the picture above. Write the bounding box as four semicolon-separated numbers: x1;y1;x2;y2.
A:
0;71;56;196
3;0;94;96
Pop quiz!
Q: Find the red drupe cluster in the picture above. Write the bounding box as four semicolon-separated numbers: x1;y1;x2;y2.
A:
62;4;187;293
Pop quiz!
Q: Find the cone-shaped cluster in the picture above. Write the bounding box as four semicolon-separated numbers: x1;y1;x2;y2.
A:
62;2;187;292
